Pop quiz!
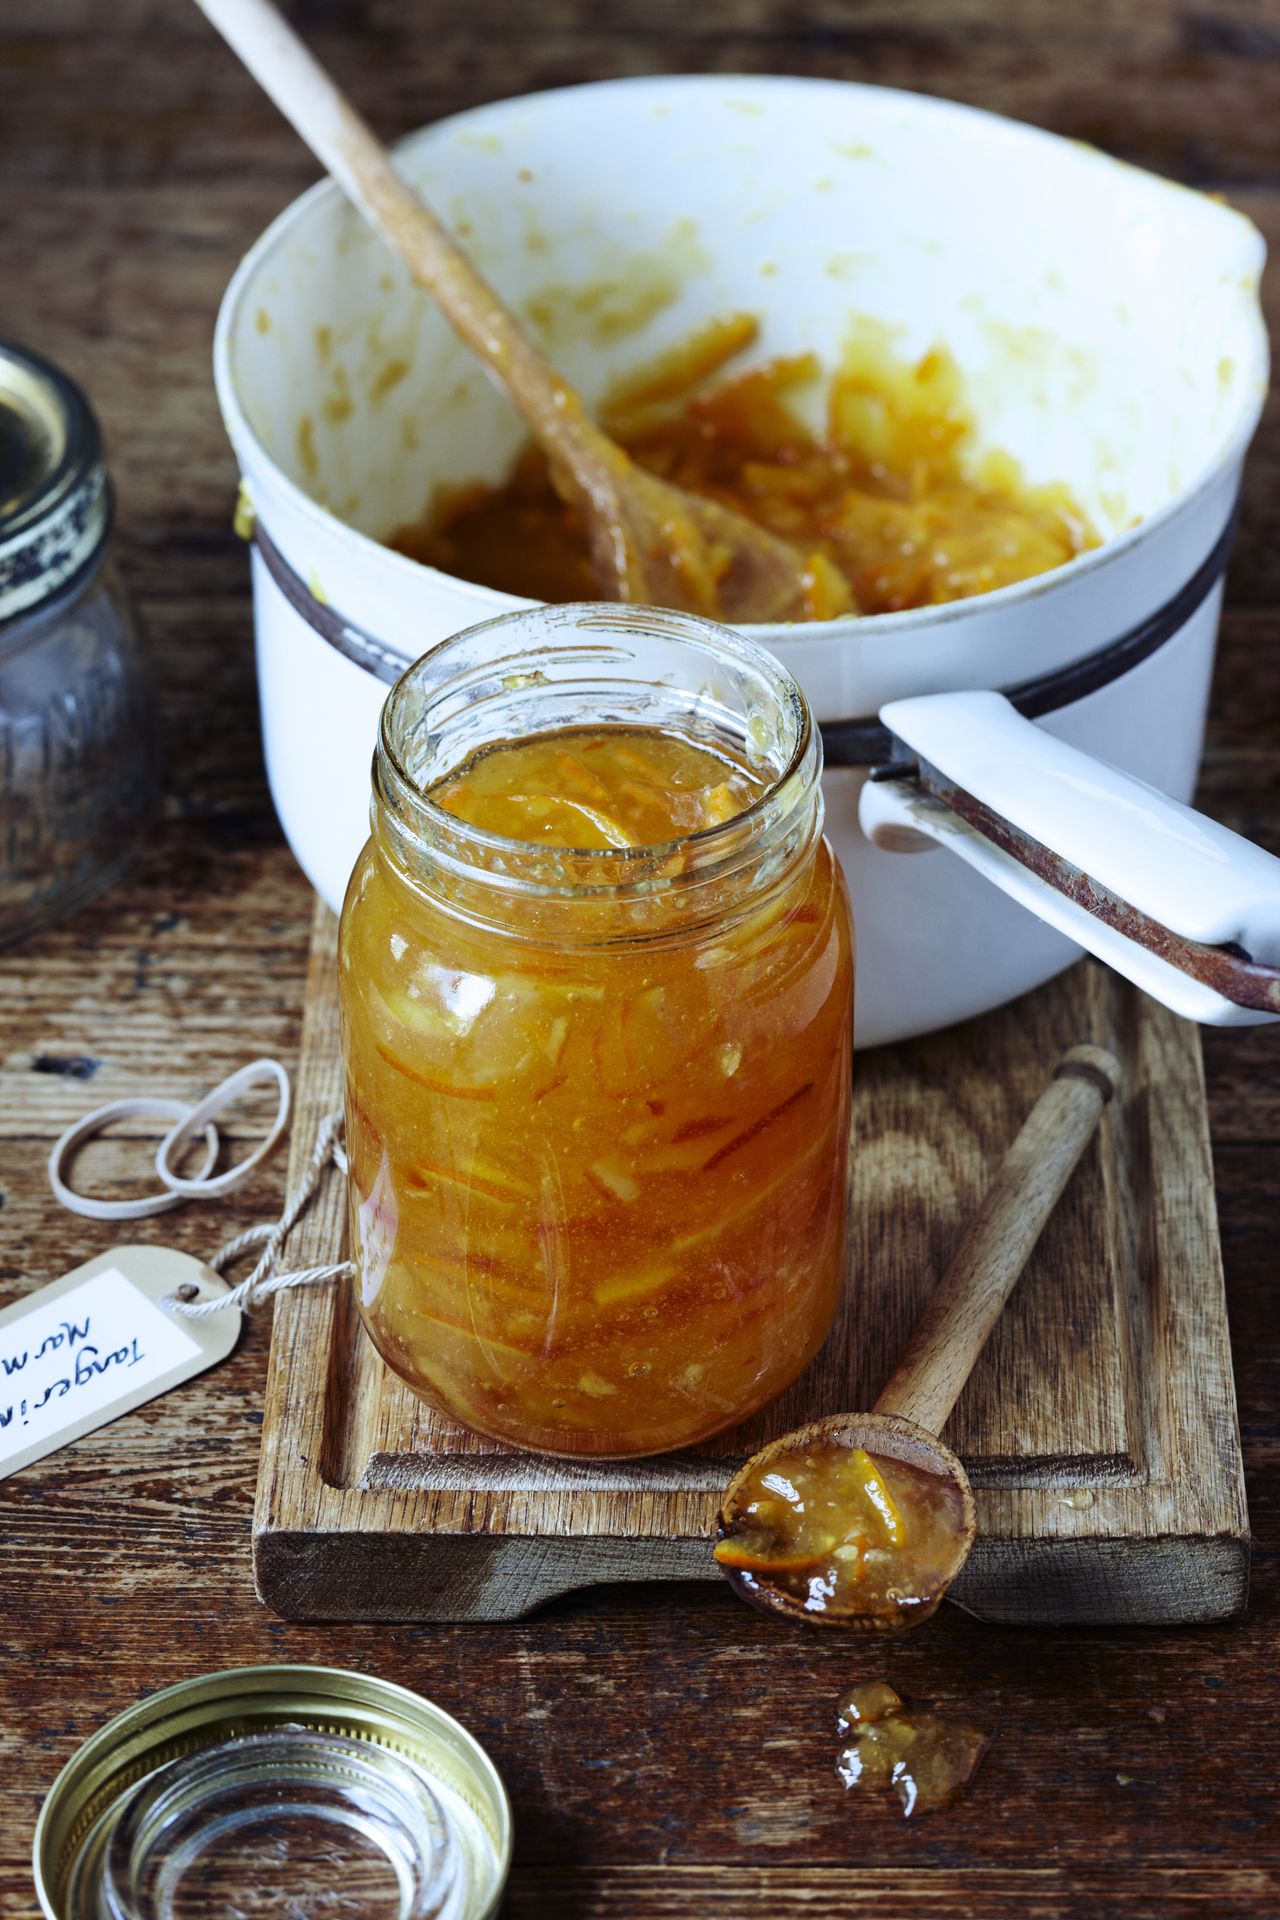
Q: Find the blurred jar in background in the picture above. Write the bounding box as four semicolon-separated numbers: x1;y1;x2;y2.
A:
0;343;157;944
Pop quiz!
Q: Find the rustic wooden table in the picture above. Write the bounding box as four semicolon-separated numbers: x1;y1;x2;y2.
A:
2;3;1278;1914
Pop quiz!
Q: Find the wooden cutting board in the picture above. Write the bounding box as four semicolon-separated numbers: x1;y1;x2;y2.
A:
253;899;1248;1625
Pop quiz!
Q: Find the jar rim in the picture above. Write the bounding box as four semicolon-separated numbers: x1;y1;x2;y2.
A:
374;602;822;912
0;341;110;624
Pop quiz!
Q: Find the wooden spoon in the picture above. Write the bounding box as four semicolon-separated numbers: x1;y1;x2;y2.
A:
195;0;831;624
716;1042;1121;1629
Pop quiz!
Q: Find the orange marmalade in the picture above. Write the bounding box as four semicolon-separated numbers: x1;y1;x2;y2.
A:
338;606;854;1457
836;1682;989;1816
391;316;1098;618
715;1443;968;1626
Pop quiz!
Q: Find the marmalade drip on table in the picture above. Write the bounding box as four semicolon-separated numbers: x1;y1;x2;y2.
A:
339;719;854;1457
835;1682;989;1816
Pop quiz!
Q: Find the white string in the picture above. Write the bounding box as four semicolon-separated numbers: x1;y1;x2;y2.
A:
165;1109;354;1318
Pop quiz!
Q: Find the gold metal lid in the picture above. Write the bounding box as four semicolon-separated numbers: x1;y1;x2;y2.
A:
34;1663;512;1919
0;342;109;623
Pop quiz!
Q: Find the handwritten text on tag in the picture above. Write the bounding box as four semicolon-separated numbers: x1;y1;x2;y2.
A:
0;1248;238;1480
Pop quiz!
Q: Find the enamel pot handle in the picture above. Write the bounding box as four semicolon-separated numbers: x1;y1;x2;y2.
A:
858;691;1280;1027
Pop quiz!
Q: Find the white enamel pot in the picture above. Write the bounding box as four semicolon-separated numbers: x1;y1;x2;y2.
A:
213;75;1275;1045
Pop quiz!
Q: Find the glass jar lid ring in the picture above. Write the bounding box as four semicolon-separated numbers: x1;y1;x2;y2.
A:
47;1097;220;1221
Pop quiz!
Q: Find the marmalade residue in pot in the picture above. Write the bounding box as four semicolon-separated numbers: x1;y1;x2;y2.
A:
391;316;1098;617
715;1441;968;1623
339;725;853;1457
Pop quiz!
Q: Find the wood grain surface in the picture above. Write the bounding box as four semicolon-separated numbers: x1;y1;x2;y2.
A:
871;1042;1119;1437
1;1;1278;1914
256;916;1247;1627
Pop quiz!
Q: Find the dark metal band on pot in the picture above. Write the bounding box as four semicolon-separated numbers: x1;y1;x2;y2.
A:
249;493;1240;764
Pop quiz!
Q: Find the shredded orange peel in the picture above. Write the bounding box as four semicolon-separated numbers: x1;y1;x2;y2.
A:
851;1448;907;1546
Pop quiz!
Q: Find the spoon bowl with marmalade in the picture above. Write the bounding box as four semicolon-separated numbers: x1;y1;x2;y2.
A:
715;1043;1120;1630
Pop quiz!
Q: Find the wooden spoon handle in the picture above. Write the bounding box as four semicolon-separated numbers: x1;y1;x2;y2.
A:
193;0;612;470
873;1042;1120;1436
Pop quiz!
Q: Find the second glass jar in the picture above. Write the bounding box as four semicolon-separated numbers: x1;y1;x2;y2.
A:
338;604;854;1457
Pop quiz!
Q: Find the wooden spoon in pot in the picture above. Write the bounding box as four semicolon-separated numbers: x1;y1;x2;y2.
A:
715;1042;1121;1630
195;0;833;624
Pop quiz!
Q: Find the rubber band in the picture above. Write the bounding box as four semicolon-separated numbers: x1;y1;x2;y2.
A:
48;1097;221;1222
155;1059;292;1199
49;1063;348;1321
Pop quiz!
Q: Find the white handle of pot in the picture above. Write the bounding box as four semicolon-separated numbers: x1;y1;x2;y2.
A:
858;691;1280;1027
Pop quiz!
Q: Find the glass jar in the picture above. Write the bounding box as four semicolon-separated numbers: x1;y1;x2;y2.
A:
338;603;854;1458
0;342;157;945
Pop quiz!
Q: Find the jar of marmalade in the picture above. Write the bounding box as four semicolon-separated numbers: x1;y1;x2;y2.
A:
338;604;854;1458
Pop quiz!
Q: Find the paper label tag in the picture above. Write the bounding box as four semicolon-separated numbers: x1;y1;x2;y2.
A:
0;1246;239;1480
